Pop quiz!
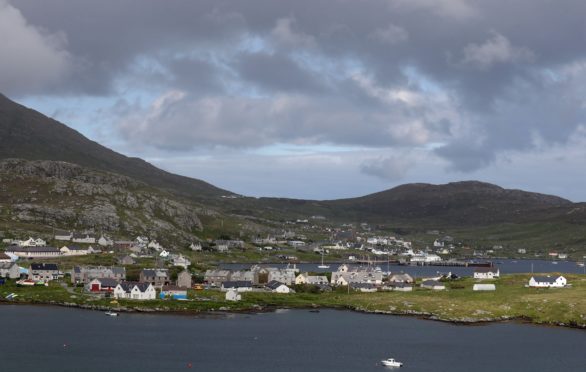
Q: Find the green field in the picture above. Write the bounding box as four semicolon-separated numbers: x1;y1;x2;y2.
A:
1;274;585;329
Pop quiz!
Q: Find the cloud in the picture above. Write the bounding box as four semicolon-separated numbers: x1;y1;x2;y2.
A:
369;23;408;45
462;32;535;70
0;0;71;94
360;155;412;181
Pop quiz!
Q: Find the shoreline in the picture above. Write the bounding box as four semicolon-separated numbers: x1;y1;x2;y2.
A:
2;298;584;331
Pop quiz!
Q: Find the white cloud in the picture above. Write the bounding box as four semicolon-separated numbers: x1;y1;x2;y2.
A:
369;23;408;45
0;0;71;94
360;155;413;181
462;32;535;70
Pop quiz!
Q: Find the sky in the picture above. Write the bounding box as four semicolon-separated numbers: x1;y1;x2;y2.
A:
2;0;586;201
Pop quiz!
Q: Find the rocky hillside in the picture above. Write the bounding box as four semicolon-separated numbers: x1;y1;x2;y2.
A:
0;159;214;245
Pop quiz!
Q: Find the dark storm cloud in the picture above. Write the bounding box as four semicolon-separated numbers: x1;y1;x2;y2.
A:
5;0;586;173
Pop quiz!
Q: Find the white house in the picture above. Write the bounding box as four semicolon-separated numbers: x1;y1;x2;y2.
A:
473;268;500;280
113;282;156;300
159;249;170;258
97;235;113;247
528;276;567;288
54;230;73;241
72;233;96;244
60;245;90;256
221;281;253;292
19;237;47;247
148;240;163;251
473;283;496;291
225;289;241;301
172;254;191;268
295;273;329;285
266;280;292;293
190;242;202;251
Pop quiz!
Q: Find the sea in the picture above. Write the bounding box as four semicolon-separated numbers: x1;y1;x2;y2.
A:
0;305;584;371
221;258;586;277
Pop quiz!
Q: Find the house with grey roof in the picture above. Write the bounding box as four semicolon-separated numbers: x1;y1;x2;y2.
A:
86;278;119;292
266;280;293;293
113;282;156;300
388;273;414;284
29;263;61;281
6;246;61;258
72;233;96;244
140;268;170;288
0;262;20;279
529;275;567;288
204;269;231;286
71;266;126;284
221;281;253;292
177;270;192;288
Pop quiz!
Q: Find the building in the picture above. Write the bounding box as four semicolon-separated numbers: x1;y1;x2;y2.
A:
473;283;496;291
118;256;136;265
225;289;241;301
0;252;13;263
0;262;20;279
267;268;296;286
528;276;567;288
160;285;188;300
54;230;73;241
97;236;114;247
221;281;253;292
204;269;231;286
72;233;96;244
172;255;191;269
6;246;60;258
60;245;90;256
113;282;156;300
86;278;119;292
388;273;414;284
18;237;47;247
29;263;60;281
140;268;170;288
393;283;413;292
295;273;329;285
331;269;383;286
473;268;500;280
266;280;292;293
350;283;378;292
71;266;126;284
229;270;255;283
177;270;192;288
420;280;446;290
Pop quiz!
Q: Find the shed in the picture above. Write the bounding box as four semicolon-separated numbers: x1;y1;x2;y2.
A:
473;283;496;291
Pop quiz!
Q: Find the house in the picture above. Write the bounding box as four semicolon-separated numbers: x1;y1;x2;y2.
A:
29;263;60;281
113;282;156;300
72;233;96;244
86;278;119;292
474;268;500;280
393;283;413;292
295;273;329;285
97;236;113;247
148;240;163;251
331;270;383;286
0;252;12;263
230;270;255;283
19;237;47;247
350;283;378;292
473;283;496;291
54;230;73;241
71;266;126;284
225;289;241;302
267;268;296;285
87;246;102;254
159;249;170;258
177;270;192;288
114;241;134;250
388;273;414;284
118;255;136;265
266;280;292;293
6;246;61;258
60;245;89;256
528;276;567;288
160;285;188;300
0;262;20;279
204;269;231;286
140;268;170;288
420;280;446;290
189;242;202;251
172;254;191;269
221;281;253;292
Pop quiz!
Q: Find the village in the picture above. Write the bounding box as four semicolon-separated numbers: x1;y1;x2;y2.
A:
0;227;574;307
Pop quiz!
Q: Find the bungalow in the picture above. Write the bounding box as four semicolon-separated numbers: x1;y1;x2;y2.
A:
473;283;496;291
160;285;188;300
54;230;73;241
420;280;446;290
295;273;329;285
266;280;292;294
0;262;20;279
177;270;192;289
331;270;383;286
6;246;61;258
204;269;231;286
350;283;378;293
113;282;156;300
86;278;119;292
29;263;61;281
388;273;414;284
140;268;170;288
72;233;96;244
529;276;567;288
393;283;413;292
71;266;126;284
474;268;500;280
221;281;253;292
225;289;241;302
60;245;90;256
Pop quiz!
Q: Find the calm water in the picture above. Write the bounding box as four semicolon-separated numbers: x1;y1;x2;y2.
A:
0;305;584;371
222;259;586;277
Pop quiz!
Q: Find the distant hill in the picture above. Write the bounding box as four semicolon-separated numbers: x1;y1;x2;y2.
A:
0;93;228;200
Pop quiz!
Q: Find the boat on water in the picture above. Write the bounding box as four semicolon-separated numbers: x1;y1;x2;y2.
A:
577;263;585;267
381;358;403;367
317;251;330;269
105;311;119;317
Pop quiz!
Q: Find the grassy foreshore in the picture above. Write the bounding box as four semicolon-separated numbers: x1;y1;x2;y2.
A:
1;274;585;329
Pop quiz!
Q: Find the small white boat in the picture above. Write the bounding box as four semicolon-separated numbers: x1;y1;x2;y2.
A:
381;358;403;367
318;251;330;269
105;311;119;317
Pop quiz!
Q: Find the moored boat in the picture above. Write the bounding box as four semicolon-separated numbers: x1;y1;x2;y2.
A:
105;311;119;317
